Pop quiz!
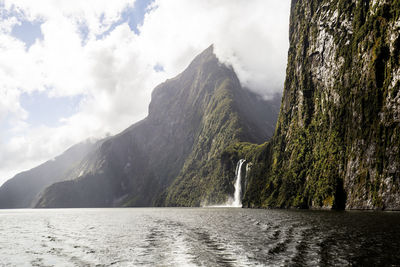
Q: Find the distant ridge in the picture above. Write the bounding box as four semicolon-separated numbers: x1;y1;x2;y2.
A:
0;140;98;208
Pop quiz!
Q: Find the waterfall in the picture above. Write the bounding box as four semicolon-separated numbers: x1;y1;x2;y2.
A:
232;159;246;207
203;159;247;208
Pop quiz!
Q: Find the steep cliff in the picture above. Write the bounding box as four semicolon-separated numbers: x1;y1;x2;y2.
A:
31;46;279;208
240;0;400;210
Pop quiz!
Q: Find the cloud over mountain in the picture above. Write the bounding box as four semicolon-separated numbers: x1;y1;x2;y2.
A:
0;0;290;185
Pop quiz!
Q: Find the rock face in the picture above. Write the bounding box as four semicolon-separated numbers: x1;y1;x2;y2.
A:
0;140;97;208
240;0;400;210
23;46;279;208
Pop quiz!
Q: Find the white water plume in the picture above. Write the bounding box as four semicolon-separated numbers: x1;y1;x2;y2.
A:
232;159;246;207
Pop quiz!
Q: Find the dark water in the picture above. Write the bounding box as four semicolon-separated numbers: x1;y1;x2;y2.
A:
1;208;400;266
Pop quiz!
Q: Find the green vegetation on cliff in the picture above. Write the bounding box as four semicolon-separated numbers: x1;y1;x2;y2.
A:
239;0;400;210
161;52;280;207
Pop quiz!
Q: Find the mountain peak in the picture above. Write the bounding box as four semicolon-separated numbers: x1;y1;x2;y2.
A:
199;44;214;57
0;47;280;209
182;45;218;73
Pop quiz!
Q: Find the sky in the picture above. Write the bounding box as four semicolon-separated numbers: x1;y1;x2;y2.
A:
0;0;290;186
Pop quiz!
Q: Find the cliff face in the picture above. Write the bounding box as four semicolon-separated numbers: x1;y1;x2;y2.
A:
30;46;279;208
241;0;400;210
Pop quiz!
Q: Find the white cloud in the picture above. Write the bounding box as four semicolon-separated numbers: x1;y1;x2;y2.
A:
3;0;135;36
138;0;290;98
0;0;290;185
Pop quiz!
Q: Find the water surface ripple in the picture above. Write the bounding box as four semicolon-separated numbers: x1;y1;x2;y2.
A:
1;208;399;266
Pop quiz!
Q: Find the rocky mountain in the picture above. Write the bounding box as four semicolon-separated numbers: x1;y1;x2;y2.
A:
3;45;280;208
233;0;400;210
0;140;98;208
